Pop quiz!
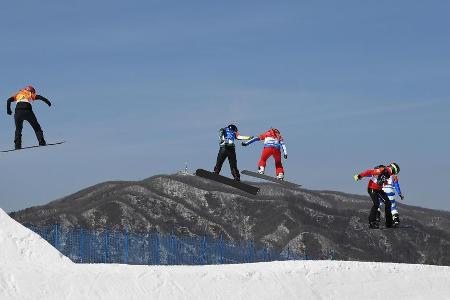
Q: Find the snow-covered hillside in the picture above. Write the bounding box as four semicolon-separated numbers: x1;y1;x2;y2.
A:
1;208;449;300
12;174;450;265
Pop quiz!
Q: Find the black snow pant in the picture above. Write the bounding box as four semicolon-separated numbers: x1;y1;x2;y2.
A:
368;188;393;227
214;146;240;181
14;108;46;148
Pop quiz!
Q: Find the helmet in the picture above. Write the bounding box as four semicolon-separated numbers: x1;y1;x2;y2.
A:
24;85;36;93
227;124;238;132
389;162;400;175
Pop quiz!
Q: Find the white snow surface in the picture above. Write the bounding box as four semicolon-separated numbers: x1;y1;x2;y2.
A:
1;208;450;300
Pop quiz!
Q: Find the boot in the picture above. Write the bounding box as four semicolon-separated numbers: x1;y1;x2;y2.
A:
36;131;46;146
14;133;22;150
385;211;394;228
213;166;221;175
392;214;400;227
369;221;380;229
376;211;381;223
258;166;265;175
231;170;240;182
277;173;284;180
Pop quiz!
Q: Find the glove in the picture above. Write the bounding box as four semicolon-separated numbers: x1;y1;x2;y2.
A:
284;154;288;159
400;194;405;200
7;109;12;115
241;142;248;147
354;174;361;181
48;102;52;107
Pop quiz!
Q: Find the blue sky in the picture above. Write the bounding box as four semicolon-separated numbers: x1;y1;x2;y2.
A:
1;1;449;212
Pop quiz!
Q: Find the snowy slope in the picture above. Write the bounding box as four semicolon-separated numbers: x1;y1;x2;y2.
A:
1;208;450;300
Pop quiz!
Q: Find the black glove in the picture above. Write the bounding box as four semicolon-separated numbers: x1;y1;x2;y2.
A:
400;194;405;200
7;109;12;115
48;101;52;107
284;154;288;159
241;142;248;147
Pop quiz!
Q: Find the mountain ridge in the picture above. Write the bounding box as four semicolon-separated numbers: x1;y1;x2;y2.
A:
10;172;450;265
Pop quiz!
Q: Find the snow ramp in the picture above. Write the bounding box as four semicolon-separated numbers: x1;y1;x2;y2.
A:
1;208;450;300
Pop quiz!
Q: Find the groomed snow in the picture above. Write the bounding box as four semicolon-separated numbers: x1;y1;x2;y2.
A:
1;208;449;300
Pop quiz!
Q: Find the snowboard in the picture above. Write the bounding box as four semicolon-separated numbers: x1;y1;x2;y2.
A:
366;224;414;230
357;224;413;231
379;224;414;230
195;169;260;195
241;170;301;189
0;141;65;153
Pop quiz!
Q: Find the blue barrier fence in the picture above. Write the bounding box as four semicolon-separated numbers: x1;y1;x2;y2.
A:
26;224;336;265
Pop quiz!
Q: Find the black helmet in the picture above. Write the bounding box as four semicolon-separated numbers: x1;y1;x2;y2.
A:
227;124;238;132
389;162;400;175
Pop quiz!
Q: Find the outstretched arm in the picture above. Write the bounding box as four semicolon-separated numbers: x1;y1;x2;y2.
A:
236;135;253;140
235;131;253;141
35;95;52;107
355;168;383;181
281;141;287;158
6;97;14;115
242;136;260;146
393;176;404;199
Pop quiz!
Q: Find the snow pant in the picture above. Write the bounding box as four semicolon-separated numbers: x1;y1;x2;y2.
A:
14;108;46;148
381;186;399;215
214;146;240;181
258;147;284;175
368;188;393;227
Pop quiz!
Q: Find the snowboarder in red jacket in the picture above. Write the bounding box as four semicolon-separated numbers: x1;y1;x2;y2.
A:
354;163;400;229
242;128;287;180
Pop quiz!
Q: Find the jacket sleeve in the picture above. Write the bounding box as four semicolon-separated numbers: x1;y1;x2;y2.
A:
358;168;383;178
35;95;52;106
393;176;403;195
243;136;260;145
281;140;287;155
6;97;14;113
218;128;225;144
236;134;253;140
